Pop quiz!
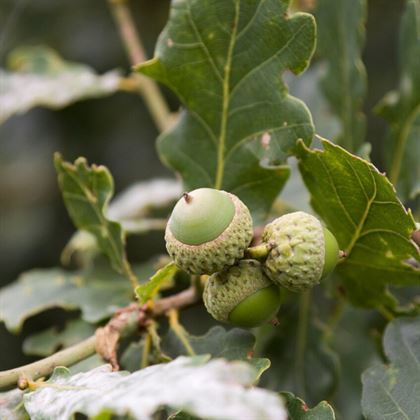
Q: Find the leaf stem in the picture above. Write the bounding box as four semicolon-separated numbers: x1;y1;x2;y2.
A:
377;305;395;321
108;0;172;133
147;321;171;363
168;309;196;357
245;243;274;260
141;333;152;369
122;258;139;289
295;290;311;400
0;287;200;390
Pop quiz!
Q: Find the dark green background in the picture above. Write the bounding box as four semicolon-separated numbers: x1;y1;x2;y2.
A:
0;0;406;417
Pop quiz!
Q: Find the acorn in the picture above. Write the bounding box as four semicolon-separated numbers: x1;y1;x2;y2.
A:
165;188;253;275
261;211;340;292
203;260;281;328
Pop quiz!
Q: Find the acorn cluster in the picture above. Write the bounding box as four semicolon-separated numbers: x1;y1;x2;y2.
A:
165;188;341;328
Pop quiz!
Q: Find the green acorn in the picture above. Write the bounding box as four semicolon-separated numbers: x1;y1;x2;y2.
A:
165;188;253;275
203;260;281;328
261;211;340;292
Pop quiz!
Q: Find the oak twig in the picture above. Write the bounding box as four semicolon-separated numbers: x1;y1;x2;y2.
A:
0;336;96;391
109;0;172;133
0;287;200;390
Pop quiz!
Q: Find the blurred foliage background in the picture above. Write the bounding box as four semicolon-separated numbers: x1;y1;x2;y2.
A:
0;0;409;416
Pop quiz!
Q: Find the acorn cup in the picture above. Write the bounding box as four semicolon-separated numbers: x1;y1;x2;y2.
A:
260;211;340;292
165;188;253;275
203;259;281;328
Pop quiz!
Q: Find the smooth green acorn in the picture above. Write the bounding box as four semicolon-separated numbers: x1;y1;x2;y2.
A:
322;226;340;277
262;211;340;292
203;260;281;328
165;188;253;275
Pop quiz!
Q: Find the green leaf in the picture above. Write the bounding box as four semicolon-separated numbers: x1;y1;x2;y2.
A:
361;316;420;420
330;306;381;419
163;325;270;380
137;0;316;219
164;325;254;359
0;267;132;333
281;392;335;419
0;46;120;125
135;262;178;304
23;319;95;357
69;354;104;375
259;303;339;405
296;139;420;308
24;357;287;420
54;154;128;275
61;178;182;266
0;389;28;420
120;340;148;372
376;0;420;201
315;0;367;151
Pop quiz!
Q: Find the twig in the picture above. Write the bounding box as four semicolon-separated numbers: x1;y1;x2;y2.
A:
0;286;200;390
0;336;96;391
153;286;198;314
108;0;172;133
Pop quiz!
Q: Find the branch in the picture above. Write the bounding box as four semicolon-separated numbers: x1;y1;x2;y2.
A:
109;0;172;133
0;287;200;391
0;336;96;391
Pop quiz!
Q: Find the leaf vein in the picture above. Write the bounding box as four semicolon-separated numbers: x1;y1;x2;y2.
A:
316;154;357;229
235;0;266;41
344;161;376;255
379;380;410;420
225;122;312;162
230;20;310;100
186;0;223;84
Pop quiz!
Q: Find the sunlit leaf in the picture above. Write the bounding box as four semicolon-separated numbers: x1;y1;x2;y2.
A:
24;357;287;420
0;46;120;125
0;389;28;420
